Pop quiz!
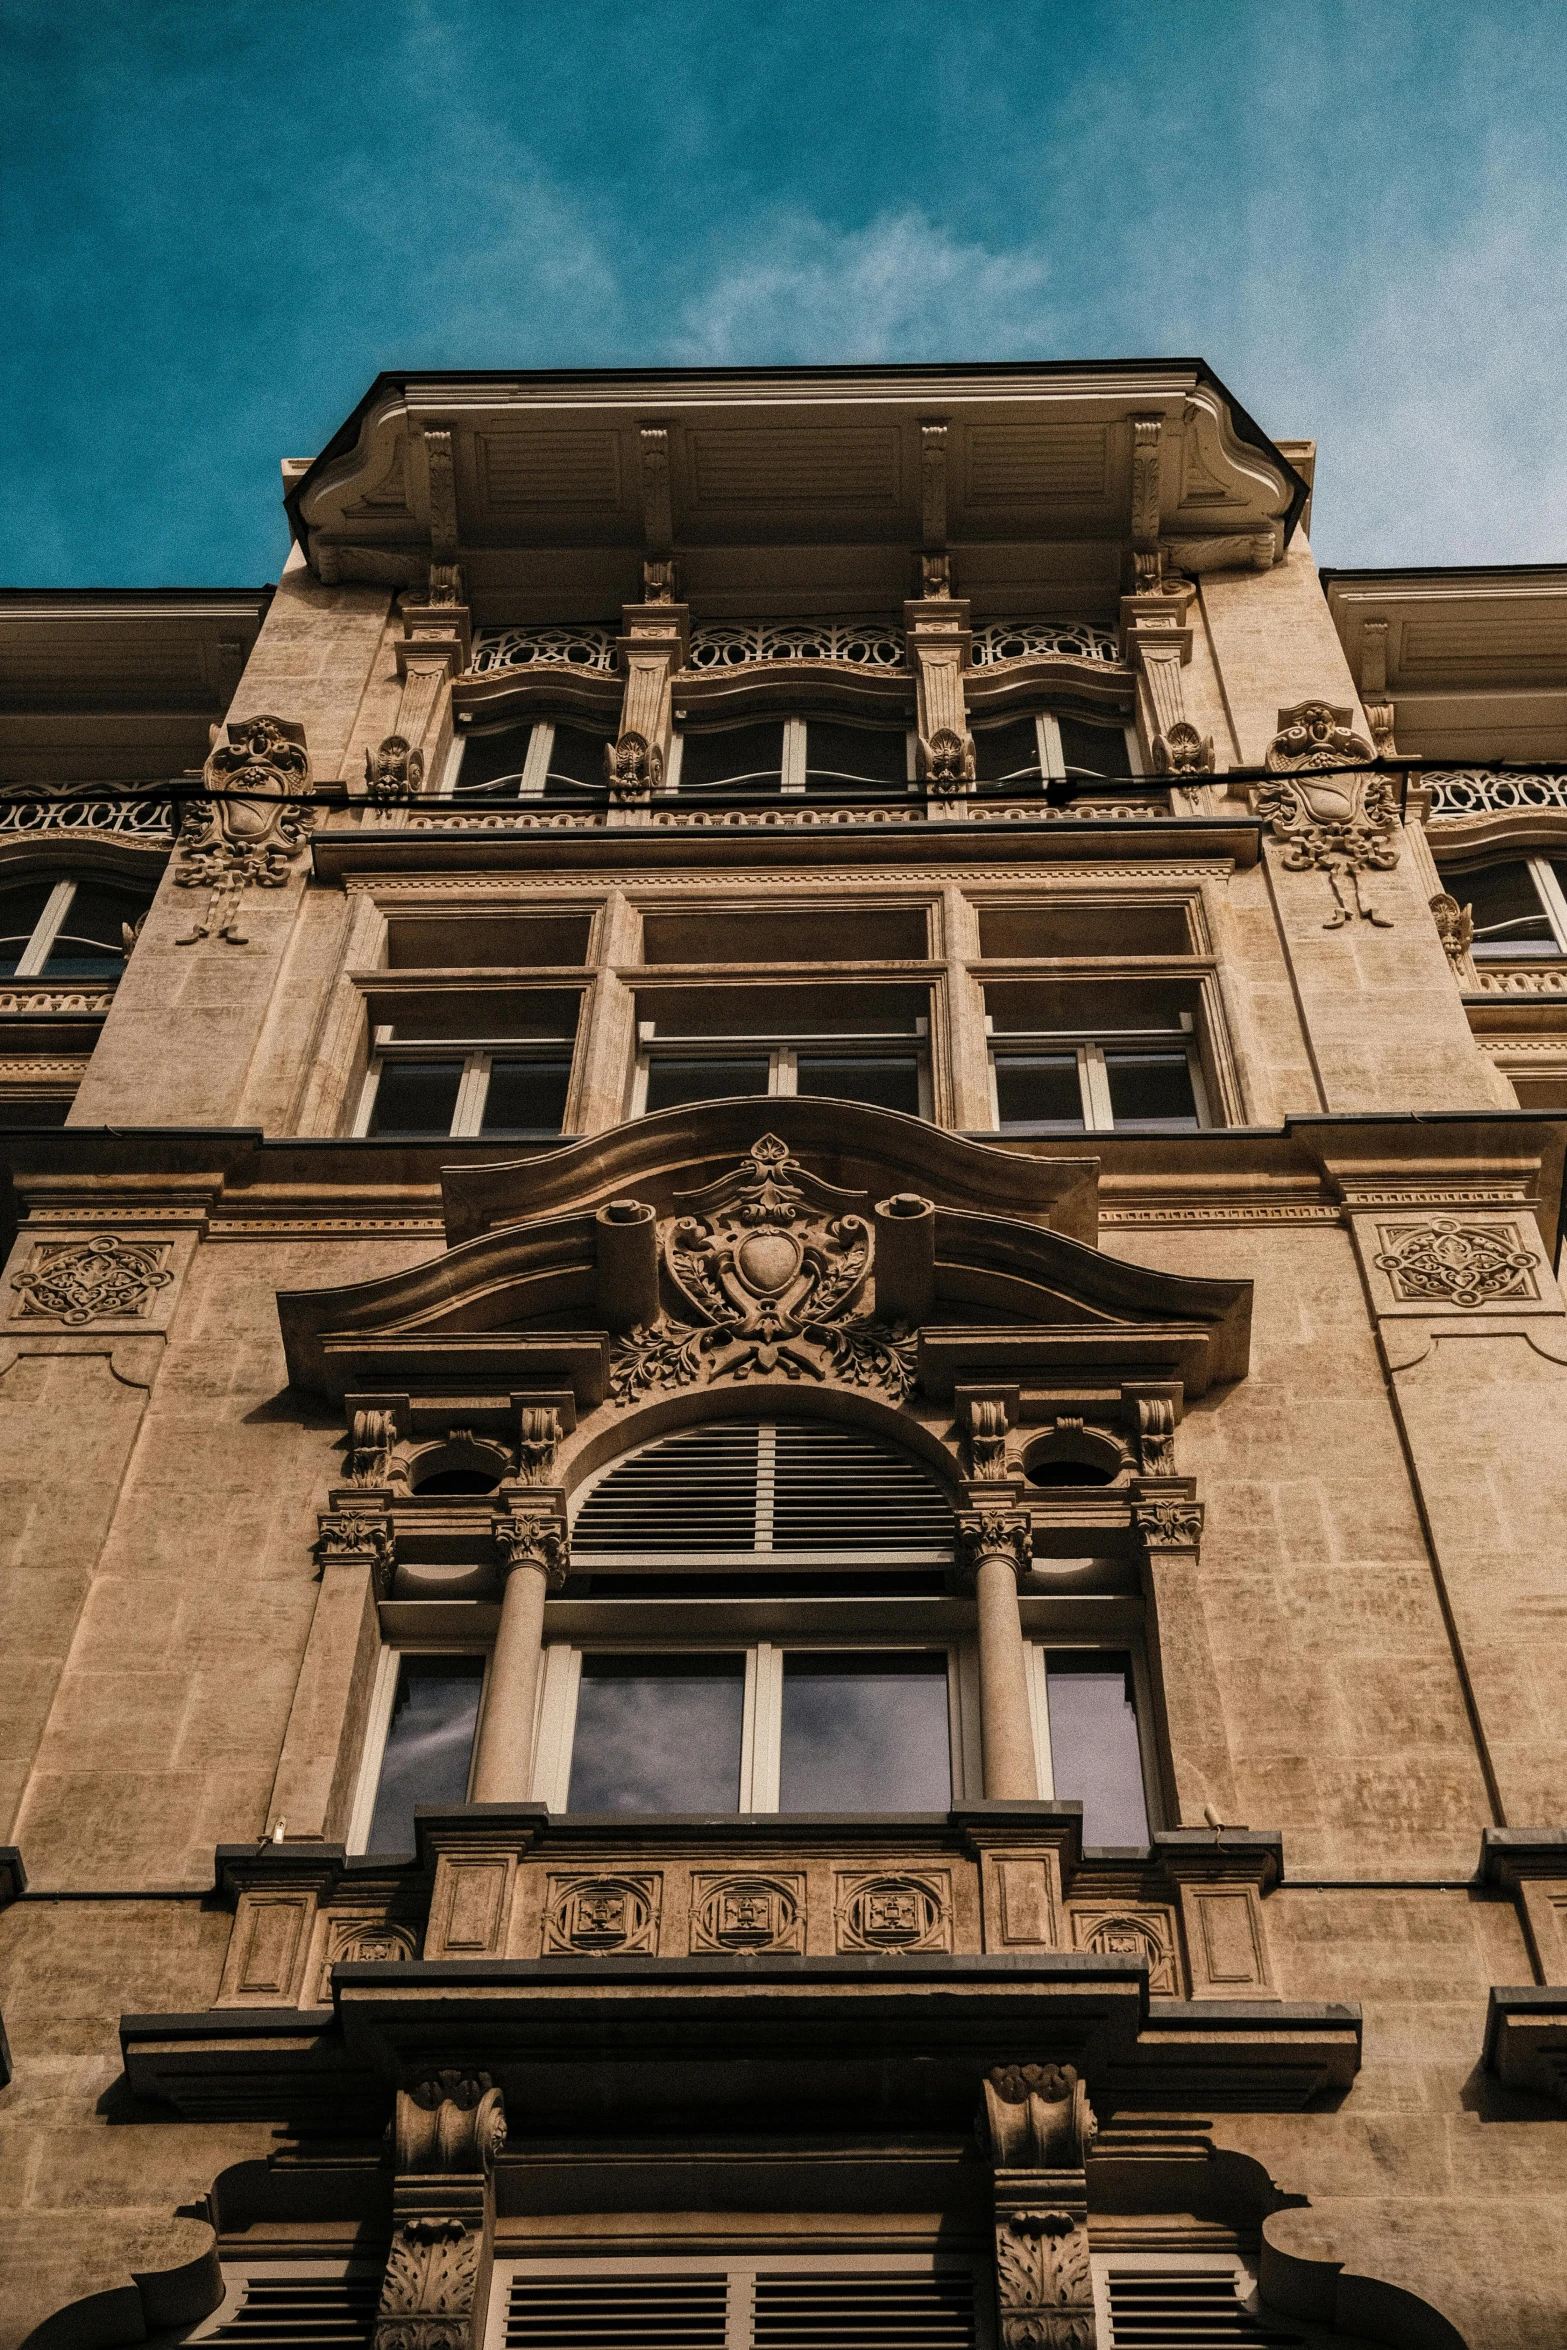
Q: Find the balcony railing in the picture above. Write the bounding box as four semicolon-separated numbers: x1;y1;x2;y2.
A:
468;616;1124;678
1427;769;1567;820
0;791;178;840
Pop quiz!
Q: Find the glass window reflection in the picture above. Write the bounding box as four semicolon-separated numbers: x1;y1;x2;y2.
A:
567;1654;745;1814
1045;1650;1149;1847
779;1651;951;1812
367;1654;485;1854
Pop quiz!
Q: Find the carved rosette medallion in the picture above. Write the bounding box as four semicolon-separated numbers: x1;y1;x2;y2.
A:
1253;701;1398;929
610;1135;917;1404
1373;1217;1540;1308
10;1232;173;1324
174;715;314;944
544;1873;661;1954
836;1872;951;1953
691;1872;806;1953
1067;1906;1180;1995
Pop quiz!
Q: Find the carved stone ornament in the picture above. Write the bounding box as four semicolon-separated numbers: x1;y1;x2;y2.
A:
396;2069;507;2172
365;734;425;801
348;1407;399;1485
1068;1905;1180;1995
604;730;663;801
316;1509;396;1593
1254;701;1398;929
492;1512;569;1588
1150;718;1215;776
837;1872;952;1953
314;1915;417;2000
968;1398;1011;1478
609;1134;917;1405
981;2062;1099;2169
957;1511;1033;1586
376;2218;482;2350
691;1872;806;1953
544;1873;660;1954
516;1405;562;1485
174;715;314;945
1430;891;1475;966
1135;1396;1176;1476
919;726;977;796
1373;1217;1540;1309
994;2211;1097;2350
10;1231;173;1324
1131;1500;1205;1550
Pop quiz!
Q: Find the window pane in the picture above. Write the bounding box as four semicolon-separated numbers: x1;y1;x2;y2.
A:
456;726;532;792
679;722;785;794
644;1056;772;1111
568;1654;744;1813
779;1652;951;1811
995;1054;1085;1128
1103;1051;1199;1128
795;1053;921;1114
804;720;908;788
481;1056;571;1132
368;1060;464;1135
1058;716;1132;778
366;1655;485;1854
974;717;1044;786
1045;1651;1149;1847
42;879;151;975
1462;860;1558;958
548;722;615;789
0;879;59;975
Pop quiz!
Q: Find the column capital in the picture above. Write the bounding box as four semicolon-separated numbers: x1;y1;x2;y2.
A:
492;1510;568;1591
315;1506;396;1596
1131;1497;1205;1552
957;1509;1033;1588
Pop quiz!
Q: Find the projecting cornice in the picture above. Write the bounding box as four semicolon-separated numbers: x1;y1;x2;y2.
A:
283;362;1308;620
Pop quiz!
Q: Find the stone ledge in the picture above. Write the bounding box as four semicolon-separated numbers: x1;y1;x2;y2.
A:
1483;1986;1567;2103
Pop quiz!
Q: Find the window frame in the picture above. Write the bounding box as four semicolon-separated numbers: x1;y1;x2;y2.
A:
1453;851;1567;959
354;1027;577;1138
1024;1640;1162;1845
986;1013;1209;1133
630;1018;933;1120
671;716;919;799
1;872;151;979
970;710;1144;789
346;1640;493;1856
444;717;612;801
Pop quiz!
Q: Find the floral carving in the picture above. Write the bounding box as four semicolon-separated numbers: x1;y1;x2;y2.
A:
493;1512;569;1588
377;2217;480;2350
1132;1501;1205;1550
609;1135;917;1405
315;1510;396;1594
836;1872;951;1953
544;1873;660;1954
1135;1396;1176;1475
1373;1217;1539;1309
11;1232;172;1324
516;1404;562;1485
365;734;425;801
994;2212;1096;2350
957;1511;1033;1584
968;1398;1011;1478
174;715;314;944
1254;701;1398;929
919;727;977;796
1430;892;1474;967
604;730;663;801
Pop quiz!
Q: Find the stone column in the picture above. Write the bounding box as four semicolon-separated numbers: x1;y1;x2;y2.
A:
979;2061;1099;2349
470;1510;568;1804
1121;589;1214;777
375;2069;506;2350
959;1512;1038;1801
1131;1491;1237;1828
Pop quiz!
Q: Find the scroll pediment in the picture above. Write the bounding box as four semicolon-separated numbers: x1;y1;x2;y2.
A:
277;1105;1250;1405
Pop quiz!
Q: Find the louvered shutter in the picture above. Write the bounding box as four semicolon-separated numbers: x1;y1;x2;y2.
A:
573;1420;954;1564
1104;2268;1304;2346
753;2267;975;2350
506;2273;730;2350
195;2270;379;2345
500;2262;979;2350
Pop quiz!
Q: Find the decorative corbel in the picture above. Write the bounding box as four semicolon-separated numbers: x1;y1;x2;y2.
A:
639;424;678;604
979;2062;1099;2350
315;1507;396;1598
1121;1384;1181;1476
364;736;425;804
610;599;688;808
905;593;975;800
376;2070;506;2350
1119;592;1214;777
1129;412;1164;592
918;422;951;598
515;1406;563;1487
347;1407;400;1487
1430;892;1475;974
1359;618;1397;755
1254;702;1398;930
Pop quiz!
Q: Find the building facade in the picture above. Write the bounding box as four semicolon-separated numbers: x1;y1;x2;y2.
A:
1;363;1566;2349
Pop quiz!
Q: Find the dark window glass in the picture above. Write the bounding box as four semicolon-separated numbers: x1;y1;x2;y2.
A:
0;879;58;975
1462;860;1558;959
568;1654;745;1813
644;1056;772;1111
43;880;152;976
0;1097;72;1128
414;1468;501;1494
995;1053;1085;1128
1058;717;1132;779
369;1059;464;1135
547;722;614;790
1103;1050;1199;1128
679;723;785;795
454;727;532;794
778;1651;951;1812
795;1053;921;1114
974;718;1044;787
481;1056;571;1133
804;720;908;790
1045;1651;1149;1846
367;1655;485;1853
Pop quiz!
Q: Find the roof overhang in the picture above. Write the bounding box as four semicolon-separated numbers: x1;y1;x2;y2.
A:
286;362;1308;623
1321;565;1567;761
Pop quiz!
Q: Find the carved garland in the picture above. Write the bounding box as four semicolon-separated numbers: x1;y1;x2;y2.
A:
610;1134;917;1404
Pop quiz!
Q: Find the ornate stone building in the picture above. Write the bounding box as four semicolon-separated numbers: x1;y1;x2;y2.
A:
1;364;1565;2349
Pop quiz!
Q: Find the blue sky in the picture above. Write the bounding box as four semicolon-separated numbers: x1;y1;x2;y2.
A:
5;0;1566;585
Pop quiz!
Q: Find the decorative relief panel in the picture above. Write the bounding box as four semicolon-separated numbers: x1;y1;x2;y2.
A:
313;1914;418;2003
992;1855;1060;1948
543;1872;662;1954
610;1134;916;1405
835;1870;952;1953
10;1232;173;1325
1254;701;1398;929
690;1871;806;1954
1373;1217;1541;1309
469;624;617;673
1067;1904;1180;1995
970;620;1119;665
174;714;314;945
